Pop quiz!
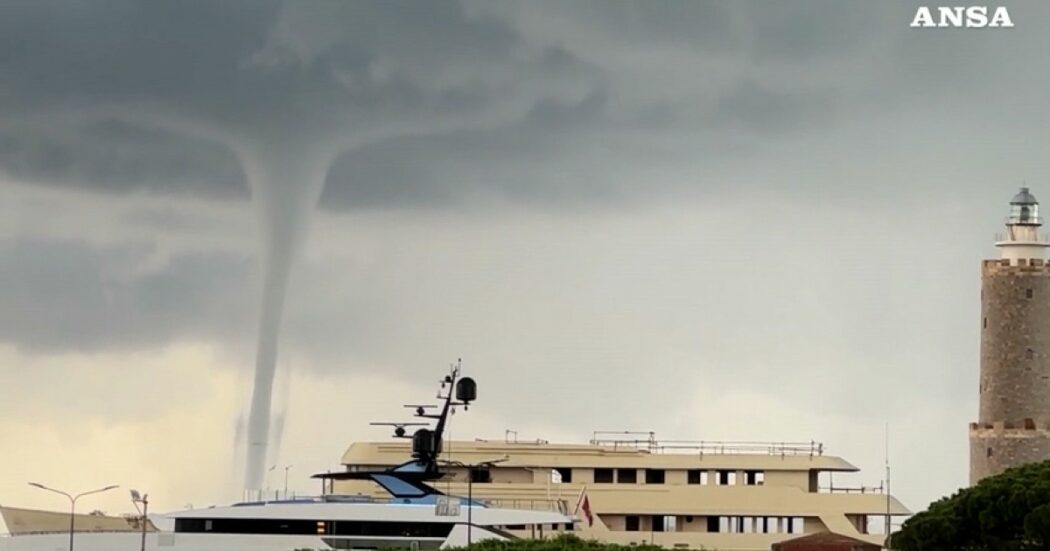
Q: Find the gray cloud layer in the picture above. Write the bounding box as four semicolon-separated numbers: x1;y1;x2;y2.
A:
5;1;1045;209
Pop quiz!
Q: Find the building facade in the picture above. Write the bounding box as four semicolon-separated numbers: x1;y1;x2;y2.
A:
970;188;1050;483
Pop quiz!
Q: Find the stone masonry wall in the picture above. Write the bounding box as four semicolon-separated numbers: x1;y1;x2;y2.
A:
970;425;1050;484
971;258;1050;483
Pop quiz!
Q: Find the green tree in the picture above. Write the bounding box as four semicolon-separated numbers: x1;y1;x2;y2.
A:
893;459;1050;550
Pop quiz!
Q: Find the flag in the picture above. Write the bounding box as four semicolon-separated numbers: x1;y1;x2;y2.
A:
580;495;593;527
574;487;594;527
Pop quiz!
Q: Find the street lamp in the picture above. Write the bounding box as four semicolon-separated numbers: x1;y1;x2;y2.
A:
283;465;293;500
27;482;118;551
442;456;508;547
130;490;149;551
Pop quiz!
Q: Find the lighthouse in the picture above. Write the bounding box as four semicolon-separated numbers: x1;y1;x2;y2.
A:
970;187;1050;484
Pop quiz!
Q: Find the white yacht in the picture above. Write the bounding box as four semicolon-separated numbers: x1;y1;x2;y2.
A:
0;367;575;550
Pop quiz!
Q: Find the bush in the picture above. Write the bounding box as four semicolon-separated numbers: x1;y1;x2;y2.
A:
448;534;706;551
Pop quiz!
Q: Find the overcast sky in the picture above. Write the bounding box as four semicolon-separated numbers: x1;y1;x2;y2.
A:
2;0;1050;525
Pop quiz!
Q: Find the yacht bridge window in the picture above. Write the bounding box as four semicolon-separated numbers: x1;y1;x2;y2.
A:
174;518;454;538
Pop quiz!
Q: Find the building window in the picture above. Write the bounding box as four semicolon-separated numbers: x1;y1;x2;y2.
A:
555;467;573;483
652;515;665;532
1027;348;1036;360
1027;288;1034;298
594;468;614;483
987;447;994;457
617;469;637;484
745;470;764;485
470;468;491;483
983;317;987;329
687;469;707;485
717;470;735;485
707;516;720;533
645;469;665;484
625;516;640;532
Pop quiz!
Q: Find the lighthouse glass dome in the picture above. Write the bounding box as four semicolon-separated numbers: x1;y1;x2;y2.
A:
1009;187;1041;225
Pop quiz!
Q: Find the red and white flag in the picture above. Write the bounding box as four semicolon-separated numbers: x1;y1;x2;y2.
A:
574;487;594;527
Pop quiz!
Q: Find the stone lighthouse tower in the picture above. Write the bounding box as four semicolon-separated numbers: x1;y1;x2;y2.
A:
970;187;1050;484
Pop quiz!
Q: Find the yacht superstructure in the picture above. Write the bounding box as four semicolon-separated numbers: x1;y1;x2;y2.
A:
333;431;910;551
0;365;574;550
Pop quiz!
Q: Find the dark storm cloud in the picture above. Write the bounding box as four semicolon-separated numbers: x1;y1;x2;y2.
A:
4;0;1018;208
0;121;246;197
0;238;253;352
0;0;586;194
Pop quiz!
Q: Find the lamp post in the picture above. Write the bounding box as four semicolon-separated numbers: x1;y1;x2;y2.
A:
28;482;118;551
443;457;507;547
130;490;149;551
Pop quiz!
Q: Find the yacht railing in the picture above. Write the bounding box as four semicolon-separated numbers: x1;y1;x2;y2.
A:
480;498;570;515
590;431;824;457
317;494;571;514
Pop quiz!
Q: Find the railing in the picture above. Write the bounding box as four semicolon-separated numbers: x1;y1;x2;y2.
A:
590;431;824;457
820;482;885;494
480;498;570;515
1;529;143;536
994;232;1050;243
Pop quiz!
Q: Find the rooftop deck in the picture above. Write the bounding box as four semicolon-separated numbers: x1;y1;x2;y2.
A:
590;431;825;457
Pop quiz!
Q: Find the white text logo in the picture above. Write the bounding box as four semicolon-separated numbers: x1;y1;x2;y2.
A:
910;6;1014;28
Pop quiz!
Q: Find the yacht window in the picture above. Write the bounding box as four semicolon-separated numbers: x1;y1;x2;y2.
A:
687;470;707;485
176;518;456;538
625;515;640;532
555;467;573;483
617;469;637;484
645;469;665;484
594;468;614;483
470;468;492;483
